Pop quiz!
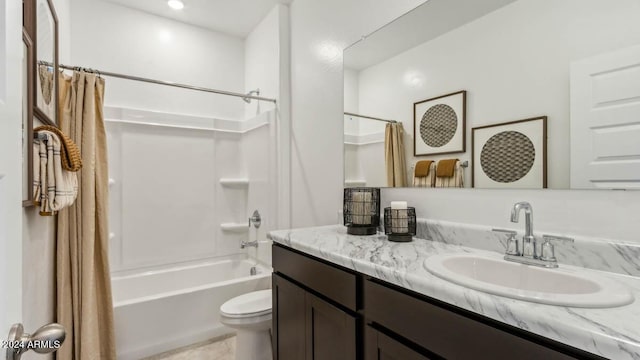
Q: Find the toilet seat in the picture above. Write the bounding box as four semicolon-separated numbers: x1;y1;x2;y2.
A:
220;289;272;319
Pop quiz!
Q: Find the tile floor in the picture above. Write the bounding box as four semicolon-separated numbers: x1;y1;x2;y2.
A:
143;335;236;360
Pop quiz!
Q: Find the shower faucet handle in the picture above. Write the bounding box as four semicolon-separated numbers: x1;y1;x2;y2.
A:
248;210;261;229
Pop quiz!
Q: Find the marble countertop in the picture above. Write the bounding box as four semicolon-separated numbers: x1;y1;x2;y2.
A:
268;225;640;360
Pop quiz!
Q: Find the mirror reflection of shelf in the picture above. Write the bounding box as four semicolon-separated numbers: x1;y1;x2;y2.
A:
345;180;367;187
219;178;249;188
221;223;249;233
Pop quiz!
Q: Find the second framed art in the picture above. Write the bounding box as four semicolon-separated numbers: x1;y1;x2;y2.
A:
413;90;466;156
472;116;547;189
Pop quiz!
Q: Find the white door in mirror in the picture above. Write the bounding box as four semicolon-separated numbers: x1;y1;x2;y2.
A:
570;45;640;189
424;253;634;308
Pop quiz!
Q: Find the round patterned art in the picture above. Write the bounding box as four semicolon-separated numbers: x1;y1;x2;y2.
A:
420;104;457;148
480;131;535;183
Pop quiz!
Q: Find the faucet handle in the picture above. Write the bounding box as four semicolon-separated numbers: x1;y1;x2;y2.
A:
492;228;517;236
540;235;574;262
542;234;575;243
492;228;520;256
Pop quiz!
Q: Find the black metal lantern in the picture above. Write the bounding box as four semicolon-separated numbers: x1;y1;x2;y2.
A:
343;188;380;235
384;207;416;242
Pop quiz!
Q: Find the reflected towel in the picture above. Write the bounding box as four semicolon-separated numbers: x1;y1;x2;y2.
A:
414;160;433;177
33;131;79;215
435;160;464;188
413;161;436;188
436;158;459;178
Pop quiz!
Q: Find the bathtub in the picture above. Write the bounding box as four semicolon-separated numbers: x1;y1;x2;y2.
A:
112;257;272;360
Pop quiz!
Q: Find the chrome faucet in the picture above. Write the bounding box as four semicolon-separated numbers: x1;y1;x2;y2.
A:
241;240;258;249
492;202;574;269
511;202;536;258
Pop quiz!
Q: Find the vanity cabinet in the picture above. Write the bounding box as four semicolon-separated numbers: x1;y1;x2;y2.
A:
272;245;359;360
272;244;603;360
365;326;431;360
272;274;357;360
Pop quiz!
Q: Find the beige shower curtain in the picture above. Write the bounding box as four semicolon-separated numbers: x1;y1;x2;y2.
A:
57;71;116;359
385;122;408;187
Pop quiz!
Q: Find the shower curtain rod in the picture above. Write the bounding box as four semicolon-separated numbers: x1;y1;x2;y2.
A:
45;62;277;103
344;112;397;123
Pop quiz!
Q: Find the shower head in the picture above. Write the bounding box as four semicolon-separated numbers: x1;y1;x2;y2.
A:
243;89;260;103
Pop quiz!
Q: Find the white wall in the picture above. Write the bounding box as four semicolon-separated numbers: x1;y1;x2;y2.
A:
290;0;428;227
244;5;281;119
70;0;245;120
356;0;640;189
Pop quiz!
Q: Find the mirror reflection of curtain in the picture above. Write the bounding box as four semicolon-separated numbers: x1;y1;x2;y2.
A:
385;122;407;187
37;65;54;116
57;71;116;359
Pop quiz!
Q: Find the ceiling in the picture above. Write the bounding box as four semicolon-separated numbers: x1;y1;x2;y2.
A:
344;0;517;70
103;0;292;38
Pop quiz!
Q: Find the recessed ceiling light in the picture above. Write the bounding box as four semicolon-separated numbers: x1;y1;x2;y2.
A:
167;0;184;10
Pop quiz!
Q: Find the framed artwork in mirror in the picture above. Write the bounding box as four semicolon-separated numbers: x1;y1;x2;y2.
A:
25;0;59;127
472;116;547;189
414;90;466;156
23;30;35;207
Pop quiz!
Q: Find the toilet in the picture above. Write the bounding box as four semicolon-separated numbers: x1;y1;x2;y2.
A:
220;289;272;360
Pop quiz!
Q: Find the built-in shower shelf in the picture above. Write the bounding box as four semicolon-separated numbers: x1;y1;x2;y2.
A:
345;179;366;187
219;178;250;188
220;223;249;232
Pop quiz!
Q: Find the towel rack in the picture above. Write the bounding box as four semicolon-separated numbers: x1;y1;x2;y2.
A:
411;160;469;169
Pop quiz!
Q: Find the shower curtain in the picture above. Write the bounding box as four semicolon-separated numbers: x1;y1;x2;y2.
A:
385;122;408;187
56;71;116;359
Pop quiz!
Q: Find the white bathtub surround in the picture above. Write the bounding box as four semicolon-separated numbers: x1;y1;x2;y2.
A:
111;258;271;360
268;225;640;359
106;108;275;273
415;219;640;277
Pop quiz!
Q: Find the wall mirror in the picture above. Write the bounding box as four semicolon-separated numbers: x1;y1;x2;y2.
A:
33;0;59;126
23;30;35;207
344;0;640;190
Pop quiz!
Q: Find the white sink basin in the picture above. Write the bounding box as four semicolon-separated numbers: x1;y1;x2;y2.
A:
424;253;634;308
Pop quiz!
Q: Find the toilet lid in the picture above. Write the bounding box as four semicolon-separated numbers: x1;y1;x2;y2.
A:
220;289;272;318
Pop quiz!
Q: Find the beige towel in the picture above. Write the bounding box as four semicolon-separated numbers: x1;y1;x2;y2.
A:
436;158;459;178
33;131;79;215
414;160;433;177
413;161;436;188
435;160;464;188
34;125;83;172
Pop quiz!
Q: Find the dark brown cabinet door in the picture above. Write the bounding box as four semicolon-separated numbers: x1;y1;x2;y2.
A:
365;326;431;360
273;274;306;360
305;292;357;360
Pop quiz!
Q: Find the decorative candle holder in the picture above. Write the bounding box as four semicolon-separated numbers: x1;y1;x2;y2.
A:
343;188;380;236
384;207;416;242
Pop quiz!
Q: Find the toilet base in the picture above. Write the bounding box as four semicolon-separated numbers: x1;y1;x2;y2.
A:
234;327;272;360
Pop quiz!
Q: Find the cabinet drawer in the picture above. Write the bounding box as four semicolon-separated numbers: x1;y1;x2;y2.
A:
365;279;598;360
273;244;358;311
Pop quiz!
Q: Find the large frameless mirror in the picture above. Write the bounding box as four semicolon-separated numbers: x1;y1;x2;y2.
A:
344;0;640;190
